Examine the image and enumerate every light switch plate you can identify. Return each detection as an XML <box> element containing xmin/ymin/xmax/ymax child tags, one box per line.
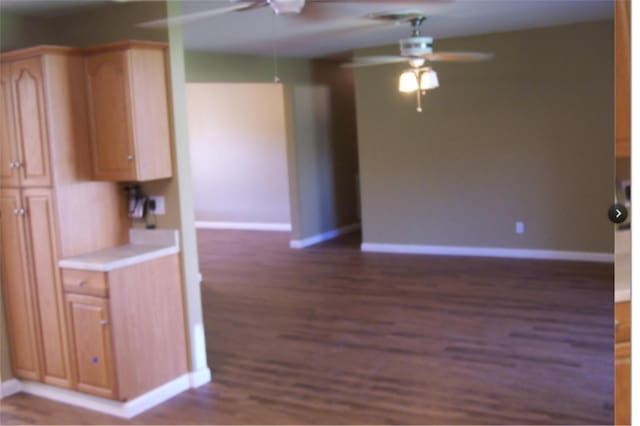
<box><xmin>149</xmin><ymin>196</ymin><xmax>165</xmax><ymax>215</ymax></box>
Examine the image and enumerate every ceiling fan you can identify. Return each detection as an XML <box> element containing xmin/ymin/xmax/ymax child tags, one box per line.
<box><xmin>343</xmin><ymin>12</ymin><xmax>494</xmax><ymax>112</ymax></box>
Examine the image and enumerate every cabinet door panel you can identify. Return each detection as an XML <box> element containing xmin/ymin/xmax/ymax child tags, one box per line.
<box><xmin>615</xmin><ymin>0</ymin><xmax>630</xmax><ymax>158</ymax></box>
<box><xmin>85</xmin><ymin>51</ymin><xmax>136</xmax><ymax>181</ymax></box>
<box><xmin>11</xmin><ymin>58</ymin><xmax>51</xmax><ymax>187</ymax></box>
<box><xmin>0</xmin><ymin>64</ymin><xmax>19</xmax><ymax>187</ymax></box>
<box><xmin>23</xmin><ymin>188</ymin><xmax>71</xmax><ymax>387</ymax></box>
<box><xmin>615</xmin><ymin>342</ymin><xmax>630</xmax><ymax>425</ymax></box>
<box><xmin>65</xmin><ymin>294</ymin><xmax>116</xmax><ymax>399</ymax></box>
<box><xmin>0</xmin><ymin>188</ymin><xmax>41</xmax><ymax>380</ymax></box>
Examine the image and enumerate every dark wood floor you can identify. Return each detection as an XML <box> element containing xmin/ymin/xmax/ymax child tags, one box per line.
<box><xmin>1</xmin><ymin>230</ymin><xmax>614</xmax><ymax>425</ymax></box>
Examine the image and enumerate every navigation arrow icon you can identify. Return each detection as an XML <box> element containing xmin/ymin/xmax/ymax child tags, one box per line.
<box><xmin>608</xmin><ymin>204</ymin><xmax>628</xmax><ymax>224</ymax></box>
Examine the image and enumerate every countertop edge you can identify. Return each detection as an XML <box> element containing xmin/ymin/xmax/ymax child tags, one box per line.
<box><xmin>615</xmin><ymin>290</ymin><xmax>631</xmax><ymax>304</ymax></box>
<box><xmin>59</xmin><ymin>246</ymin><xmax>180</xmax><ymax>272</ymax></box>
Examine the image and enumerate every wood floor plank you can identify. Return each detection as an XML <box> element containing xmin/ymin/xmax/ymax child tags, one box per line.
<box><xmin>0</xmin><ymin>229</ymin><xmax>614</xmax><ymax>424</ymax></box>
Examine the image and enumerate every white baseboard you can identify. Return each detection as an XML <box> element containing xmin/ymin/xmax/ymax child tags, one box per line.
<box><xmin>189</xmin><ymin>367</ymin><xmax>211</xmax><ymax>388</ymax></box>
<box><xmin>361</xmin><ymin>242</ymin><xmax>614</xmax><ymax>263</ymax></box>
<box><xmin>0</xmin><ymin>378</ymin><xmax>22</xmax><ymax>399</ymax></box>
<box><xmin>290</xmin><ymin>223</ymin><xmax>361</xmax><ymax>249</ymax></box>
<box><xmin>1</xmin><ymin>370</ymin><xmax>210</xmax><ymax>418</ymax></box>
<box><xmin>196</xmin><ymin>221</ymin><xmax>291</xmax><ymax>231</ymax></box>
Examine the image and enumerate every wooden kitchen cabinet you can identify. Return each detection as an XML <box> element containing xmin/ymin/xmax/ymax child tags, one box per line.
<box><xmin>65</xmin><ymin>294</ymin><xmax>116</xmax><ymax>399</ymax></box>
<box><xmin>615</xmin><ymin>343</ymin><xmax>630</xmax><ymax>426</ymax></box>
<box><xmin>1</xmin><ymin>43</ymin><xmax>182</xmax><ymax>406</ymax></box>
<box><xmin>615</xmin><ymin>301</ymin><xmax>630</xmax><ymax>425</ymax></box>
<box><xmin>0</xmin><ymin>46</ymin><xmax>129</xmax><ymax>390</ymax></box>
<box><xmin>0</xmin><ymin>188</ymin><xmax>72</xmax><ymax>387</ymax></box>
<box><xmin>615</xmin><ymin>0</ymin><xmax>630</xmax><ymax>158</ymax></box>
<box><xmin>22</xmin><ymin>188</ymin><xmax>72</xmax><ymax>387</ymax></box>
<box><xmin>0</xmin><ymin>188</ymin><xmax>41</xmax><ymax>381</ymax></box>
<box><xmin>0</xmin><ymin>57</ymin><xmax>52</xmax><ymax>187</ymax></box>
<box><xmin>0</xmin><ymin>63</ymin><xmax>19</xmax><ymax>188</ymax></box>
<box><xmin>83</xmin><ymin>41</ymin><xmax>172</xmax><ymax>182</ymax></box>
<box><xmin>62</xmin><ymin>254</ymin><xmax>187</xmax><ymax>401</ymax></box>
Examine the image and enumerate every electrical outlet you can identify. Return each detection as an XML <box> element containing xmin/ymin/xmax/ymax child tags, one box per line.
<box><xmin>148</xmin><ymin>196</ymin><xmax>165</xmax><ymax>215</ymax></box>
<box><xmin>515</xmin><ymin>221</ymin><xmax>525</xmax><ymax>234</ymax></box>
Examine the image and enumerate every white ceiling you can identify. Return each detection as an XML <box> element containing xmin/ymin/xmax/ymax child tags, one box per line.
<box><xmin>177</xmin><ymin>0</ymin><xmax>613</xmax><ymax>57</ymax></box>
<box><xmin>0</xmin><ymin>0</ymin><xmax>613</xmax><ymax>57</ymax></box>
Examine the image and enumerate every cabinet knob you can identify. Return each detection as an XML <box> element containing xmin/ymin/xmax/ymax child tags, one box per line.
<box><xmin>100</xmin><ymin>320</ymin><xmax>108</xmax><ymax>326</ymax></box>
<box><xmin>13</xmin><ymin>208</ymin><xmax>25</xmax><ymax>216</ymax></box>
<box><xmin>78</xmin><ymin>280</ymin><xmax>87</xmax><ymax>287</ymax></box>
<box><xmin>127</xmin><ymin>155</ymin><xmax>134</xmax><ymax>161</ymax></box>
<box><xmin>615</xmin><ymin>320</ymin><xmax>620</xmax><ymax>328</ymax></box>
<box><xmin>9</xmin><ymin>162</ymin><xmax>16</xmax><ymax>169</ymax></box>
<box><xmin>15</xmin><ymin>161</ymin><xmax>23</xmax><ymax>169</ymax></box>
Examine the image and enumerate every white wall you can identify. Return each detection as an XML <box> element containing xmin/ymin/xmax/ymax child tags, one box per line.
<box><xmin>187</xmin><ymin>83</ymin><xmax>291</xmax><ymax>226</ymax></box>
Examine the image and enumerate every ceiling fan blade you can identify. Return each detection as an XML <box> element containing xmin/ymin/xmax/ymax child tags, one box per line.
<box><xmin>137</xmin><ymin>1</ymin><xmax>263</xmax><ymax>29</ymax></box>
<box><xmin>341</xmin><ymin>56</ymin><xmax>407</xmax><ymax>68</ymax></box>
<box><xmin>418</xmin><ymin>52</ymin><xmax>495</xmax><ymax>62</ymax></box>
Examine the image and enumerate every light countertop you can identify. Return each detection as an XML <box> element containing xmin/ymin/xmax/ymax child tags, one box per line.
<box><xmin>59</xmin><ymin>229</ymin><xmax>179</xmax><ymax>272</ymax></box>
<box><xmin>615</xmin><ymin>229</ymin><xmax>630</xmax><ymax>303</ymax></box>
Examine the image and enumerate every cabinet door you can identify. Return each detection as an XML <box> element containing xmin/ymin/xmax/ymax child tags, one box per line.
<box><xmin>85</xmin><ymin>51</ymin><xmax>136</xmax><ymax>181</ymax></box>
<box><xmin>65</xmin><ymin>293</ymin><xmax>117</xmax><ymax>399</ymax></box>
<box><xmin>0</xmin><ymin>63</ymin><xmax>20</xmax><ymax>187</ymax></box>
<box><xmin>0</xmin><ymin>188</ymin><xmax>41</xmax><ymax>380</ymax></box>
<box><xmin>615</xmin><ymin>0</ymin><xmax>630</xmax><ymax>158</ymax></box>
<box><xmin>615</xmin><ymin>342</ymin><xmax>630</xmax><ymax>425</ymax></box>
<box><xmin>23</xmin><ymin>188</ymin><xmax>71</xmax><ymax>387</ymax></box>
<box><xmin>10</xmin><ymin>58</ymin><xmax>52</xmax><ymax>187</ymax></box>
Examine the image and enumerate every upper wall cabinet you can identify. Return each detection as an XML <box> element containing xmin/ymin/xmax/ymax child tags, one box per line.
<box><xmin>615</xmin><ymin>0</ymin><xmax>630</xmax><ymax>158</ymax></box>
<box><xmin>83</xmin><ymin>41</ymin><xmax>173</xmax><ymax>182</ymax></box>
<box><xmin>1</xmin><ymin>58</ymin><xmax>52</xmax><ymax>187</ymax></box>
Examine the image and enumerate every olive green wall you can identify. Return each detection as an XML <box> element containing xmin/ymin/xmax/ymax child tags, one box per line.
<box><xmin>0</xmin><ymin>2</ymin><xmax>166</xmax><ymax>52</ymax></box>
<box><xmin>0</xmin><ymin>293</ymin><xmax>11</xmax><ymax>382</ymax></box>
<box><xmin>0</xmin><ymin>13</ymin><xmax>58</xmax><ymax>51</ymax></box>
<box><xmin>184</xmin><ymin>51</ymin><xmax>360</xmax><ymax>240</ymax></box>
<box><xmin>0</xmin><ymin>0</ymin><xmax>208</xmax><ymax>381</ymax></box>
<box><xmin>284</xmin><ymin>62</ymin><xmax>360</xmax><ymax>240</ymax></box>
<box><xmin>353</xmin><ymin>20</ymin><xmax>614</xmax><ymax>253</ymax></box>
<box><xmin>185</xmin><ymin>50</ymin><xmax>312</xmax><ymax>83</ymax></box>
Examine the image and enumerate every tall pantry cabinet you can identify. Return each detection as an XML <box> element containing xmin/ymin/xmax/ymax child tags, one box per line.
<box><xmin>0</xmin><ymin>47</ymin><xmax>128</xmax><ymax>387</ymax></box>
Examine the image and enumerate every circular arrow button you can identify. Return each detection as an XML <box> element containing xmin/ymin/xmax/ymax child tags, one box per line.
<box><xmin>608</xmin><ymin>204</ymin><xmax>628</xmax><ymax>224</ymax></box>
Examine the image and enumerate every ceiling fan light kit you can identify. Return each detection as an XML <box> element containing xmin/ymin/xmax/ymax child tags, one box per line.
<box><xmin>399</xmin><ymin>68</ymin><xmax>438</xmax><ymax>93</ymax></box>
<box><xmin>399</xmin><ymin>68</ymin><xmax>439</xmax><ymax>112</ymax></box>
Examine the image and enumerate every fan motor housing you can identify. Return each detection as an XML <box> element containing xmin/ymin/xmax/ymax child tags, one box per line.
<box><xmin>399</xmin><ymin>37</ymin><xmax>433</xmax><ymax>56</ymax></box>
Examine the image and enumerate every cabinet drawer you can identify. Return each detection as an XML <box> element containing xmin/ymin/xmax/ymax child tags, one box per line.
<box><xmin>62</xmin><ymin>269</ymin><xmax>108</xmax><ymax>297</ymax></box>
<box><xmin>615</xmin><ymin>301</ymin><xmax>630</xmax><ymax>343</ymax></box>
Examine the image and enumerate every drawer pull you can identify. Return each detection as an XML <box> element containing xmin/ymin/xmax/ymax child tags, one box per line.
<box><xmin>615</xmin><ymin>320</ymin><xmax>620</xmax><ymax>328</ymax></box>
<box><xmin>78</xmin><ymin>280</ymin><xmax>87</xmax><ymax>287</ymax></box>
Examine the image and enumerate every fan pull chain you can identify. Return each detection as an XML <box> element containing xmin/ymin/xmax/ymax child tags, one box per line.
<box><xmin>271</xmin><ymin>11</ymin><xmax>281</xmax><ymax>83</ymax></box>
<box><xmin>416</xmin><ymin>90</ymin><xmax>422</xmax><ymax>112</ymax></box>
